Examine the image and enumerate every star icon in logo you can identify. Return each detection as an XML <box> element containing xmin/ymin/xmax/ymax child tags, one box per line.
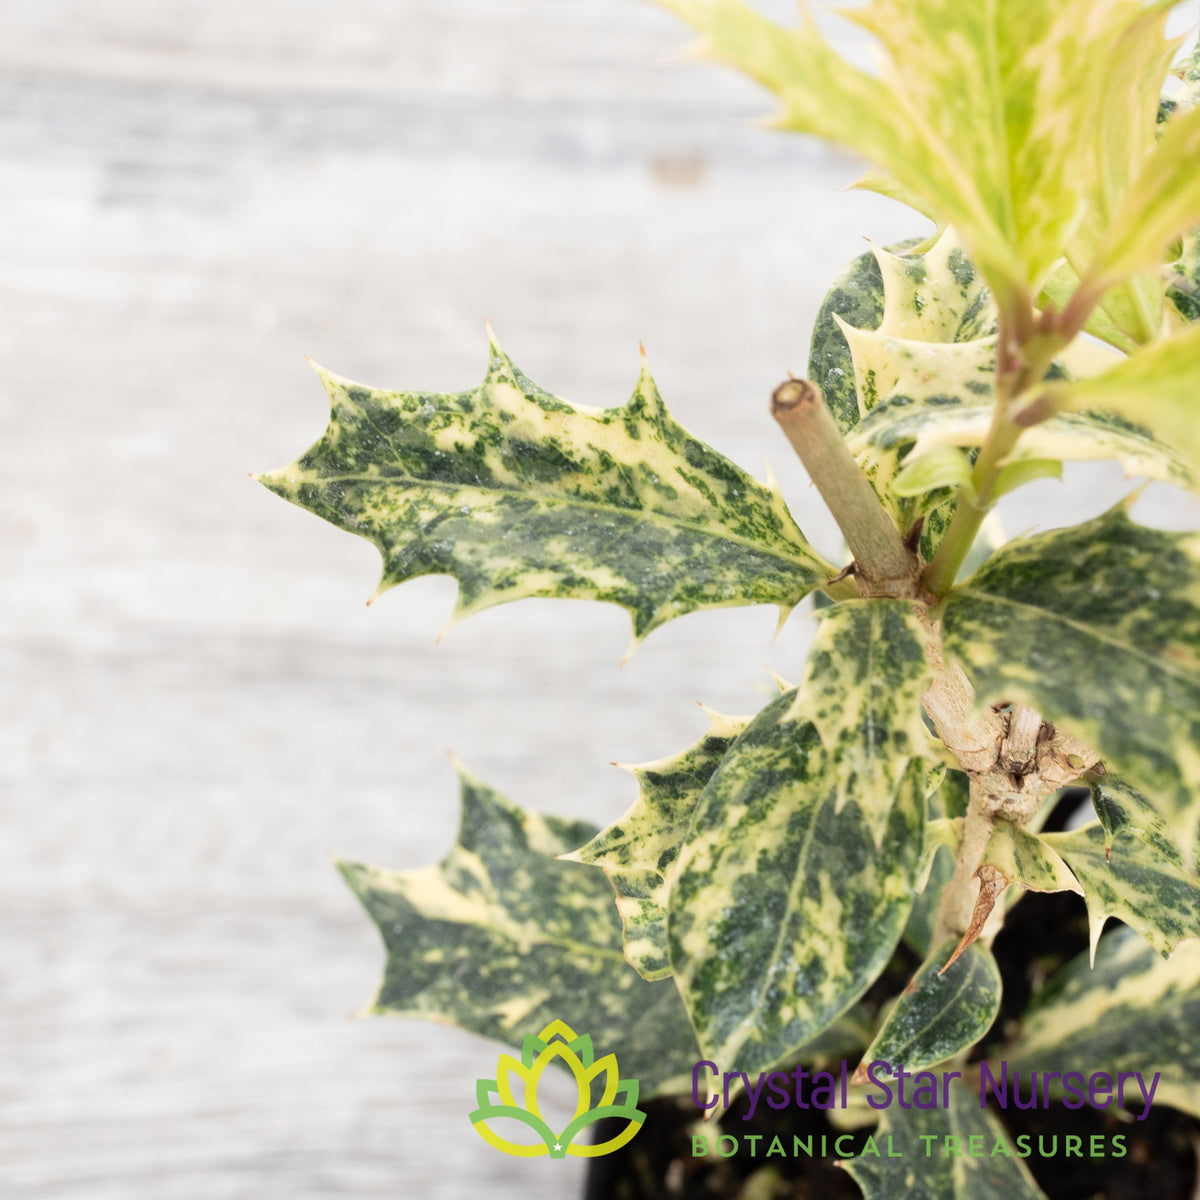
<box><xmin>553</xmin><ymin>1143</ymin><xmax>562</xmax><ymax>1152</ymax></box>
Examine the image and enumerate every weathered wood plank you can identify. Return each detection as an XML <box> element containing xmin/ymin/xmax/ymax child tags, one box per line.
<box><xmin>1</xmin><ymin>1</ymin><xmax>1182</xmax><ymax>1197</ymax></box>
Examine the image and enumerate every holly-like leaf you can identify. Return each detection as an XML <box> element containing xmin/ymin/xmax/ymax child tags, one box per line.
<box><xmin>981</xmin><ymin>819</ymin><xmax>1081</xmax><ymax>898</ymax></box>
<box><xmin>667</xmin><ymin>691</ymin><xmax>924</xmax><ymax>1082</ymax></box>
<box><xmin>1008</xmin><ymin>929</ymin><xmax>1200</xmax><ymax>1120</ymax></box>
<box><xmin>259</xmin><ymin>335</ymin><xmax>833</xmax><ymax>646</ymax></box>
<box><xmin>562</xmin><ymin>709</ymin><xmax>749</xmax><ymax>981</ymax></box>
<box><xmin>792</xmin><ymin>599</ymin><xmax>933</xmax><ymax>845</ymax></box>
<box><xmin>842</xmin><ymin>1082</ymin><xmax>1048</xmax><ymax>1200</ymax></box>
<box><xmin>808</xmin><ymin>245</ymin><xmax>888</xmax><ymax>436</ymax></box>
<box><xmin>859</xmin><ymin>939</ymin><xmax>1001</xmax><ymax>1077</ymax></box>
<box><xmin>825</xmin><ymin>235</ymin><xmax>1200</xmax><ymax>501</ymax></box>
<box><xmin>1042</xmin><ymin>823</ymin><xmax>1200</xmax><ymax>961</ymax></box>
<box><xmin>942</xmin><ymin>504</ymin><xmax>1200</xmax><ymax>846</ymax></box>
<box><xmin>855</xmin><ymin>391</ymin><xmax>1200</xmax><ymax>498</ymax></box>
<box><xmin>1091</xmin><ymin>774</ymin><xmax>1190</xmax><ymax>867</ymax></box>
<box><xmin>1038</xmin><ymin>322</ymin><xmax>1200</xmax><ymax>489</ymax></box>
<box><xmin>338</xmin><ymin>769</ymin><xmax>699</xmax><ymax>1097</ymax></box>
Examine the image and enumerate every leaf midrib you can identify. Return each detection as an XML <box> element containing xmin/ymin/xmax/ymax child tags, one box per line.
<box><xmin>291</xmin><ymin>466</ymin><xmax>825</xmax><ymax>572</ymax></box>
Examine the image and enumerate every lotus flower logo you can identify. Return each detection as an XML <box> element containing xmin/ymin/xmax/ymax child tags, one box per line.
<box><xmin>469</xmin><ymin>1019</ymin><xmax>645</xmax><ymax>1158</ymax></box>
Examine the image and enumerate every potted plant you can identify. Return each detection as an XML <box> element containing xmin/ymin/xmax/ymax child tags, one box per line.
<box><xmin>258</xmin><ymin>2</ymin><xmax>1200</xmax><ymax>1195</ymax></box>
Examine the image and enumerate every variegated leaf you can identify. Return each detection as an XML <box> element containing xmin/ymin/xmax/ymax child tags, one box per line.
<box><xmin>854</xmin><ymin>390</ymin><xmax>1200</xmax><ymax>497</ymax></box>
<box><xmin>1172</xmin><ymin>40</ymin><xmax>1200</xmax><ymax>112</ymax></box>
<box><xmin>904</xmin><ymin>772</ymin><xmax>969</xmax><ymax>956</ymax></box>
<box><xmin>667</xmin><ymin>691</ymin><xmax>924</xmax><ymax>1080</ymax></box>
<box><xmin>259</xmin><ymin>334</ymin><xmax>833</xmax><ymax>645</ymax></box>
<box><xmin>1167</xmin><ymin>232</ymin><xmax>1200</xmax><ymax>327</ymax></box>
<box><xmin>842</xmin><ymin>1083</ymin><xmax>1048</xmax><ymax>1200</ymax></box>
<box><xmin>808</xmin><ymin>244</ymin><xmax>888</xmax><ymax>436</ymax></box>
<box><xmin>982</xmin><ymin>819</ymin><xmax>1081</xmax><ymax>897</ymax></box>
<box><xmin>339</xmin><ymin>769</ymin><xmax>699</xmax><ymax>1097</ymax></box>
<box><xmin>562</xmin><ymin>708</ymin><xmax>749</xmax><ymax>980</ymax></box>
<box><xmin>942</xmin><ymin>504</ymin><xmax>1200</xmax><ymax>849</ymax></box>
<box><xmin>792</xmin><ymin>599</ymin><xmax>933</xmax><ymax>845</ymax></box>
<box><xmin>1042</xmin><ymin>822</ymin><xmax>1200</xmax><ymax>960</ymax></box>
<box><xmin>1039</xmin><ymin>322</ymin><xmax>1200</xmax><ymax>489</ymax></box>
<box><xmin>1092</xmin><ymin>774</ymin><xmax>1191</xmax><ymax>867</ymax></box>
<box><xmin>1008</xmin><ymin>929</ymin><xmax>1200</xmax><ymax>1119</ymax></box>
<box><xmin>859</xmin><ymin>939</ymin><xmax>1001</xmax><ymax>1077</ymax></box>
<box><xmin>826</xmin><ymin>235</ymin><xmax>1200</xmax><ymax>499</ymax></box>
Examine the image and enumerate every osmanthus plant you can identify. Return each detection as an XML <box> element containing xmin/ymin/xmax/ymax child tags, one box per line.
<box><xmin>259</xmin><ymin>1</ymin><xmax>1200</xmax><ymax>1194</ymax></box>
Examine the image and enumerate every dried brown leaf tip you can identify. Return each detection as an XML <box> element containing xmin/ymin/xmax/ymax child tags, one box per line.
<box><xmin>939</xmin><ymin>863</ymin><xmax>1008</xmax><ymax>975</ymax></box>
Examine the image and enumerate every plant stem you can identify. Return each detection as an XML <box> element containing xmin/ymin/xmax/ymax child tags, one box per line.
<box><xmin>933</xmin><ymin>781</ymin><xmax>997</xmax><ymax>943</ymax></box>
<box><xmin>921</xmin><ymin>308</ymin><xmax>1068</xmax><ymax>597</ymax></box>
<box><xmin>921</xmin><ymin>409</ymin><xmax>1021</xmax><ymax>595</ymax></box>
<box><xmin>772</xmin><ymin>378</ymin><xmax>917</xmax><ymax>597</ymax></box>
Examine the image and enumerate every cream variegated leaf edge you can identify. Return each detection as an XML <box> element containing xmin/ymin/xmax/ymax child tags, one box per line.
<box><xmin>562</xmin><ymin>708</ymin><xmax>750</xmax><ymax>981</ymax></box>
<box><xmin>1008</xmin><ymin>930</ymin><xmax>1200</xmax><ymax>1120</ymax></box>
<box><xmin>791</xmin><ymin>598</ymin><xmax>935</xmax><ymax>846</ymax></box>
<box><xmin>259</xmin><ymin>332</ymin><xmax>834</xmax><ymax>649</ymax></box>
<box><xmin>982</xmin><ymin>819</ymin><xmax>1082</xmax><ymax>898</ymax></box>
<box><xmin>668</xmin><ymin>690</ymin><xmax>924</xmax><ymax>1085</ymax></box>
<box><xmin>942</xmin><ymin>503</ymin><xmax>1200</xmax><ymax>856</ymax></box>
<box><xmin>843</xmin><ymin>1083</ymin><xmax>1049</xmax><ymax>1200</ymax></box>
<box><xmin>339</xmin><ymin>768</ymin><xmax>700</xmax><ymax>1098</ymax></box>
<box><xmin>1043</xmin><ymin>823</ymin><xmax>1200</xmax><ymax>962</ymax></box>
<box><xmin>1038</xmin><ymin>321</ymin><xmax>1200</xmax><ymax>492</ymax></box>
<box><xmin>828</xmin><ymin>233</ymin><xmax>1200</xmax><ymax>498</ymax></box>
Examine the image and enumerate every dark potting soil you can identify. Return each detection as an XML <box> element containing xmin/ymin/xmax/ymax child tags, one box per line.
<box><xmin>584</xmin><ymin>792</ymin><xmax>1200</xmax><ymax>1200</ymax></box>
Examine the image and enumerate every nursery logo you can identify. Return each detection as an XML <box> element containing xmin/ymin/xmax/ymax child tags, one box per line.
<box><xmin>469</xmin><ymin>1018</ymin><xmax>645</xmax><ymax>1158</ymax></box>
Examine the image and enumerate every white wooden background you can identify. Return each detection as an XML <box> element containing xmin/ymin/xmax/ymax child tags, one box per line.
<box><xmin>2</xmin><ymin>2</ymin><xmax>1195</xmax><ymax>1197</ymax></box>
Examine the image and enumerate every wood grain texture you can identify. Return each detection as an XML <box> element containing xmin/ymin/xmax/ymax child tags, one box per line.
<box><xmin>0</xmin><ymin>1</ymin><xmax>1189</xmax><ymax>1197</ymax></box>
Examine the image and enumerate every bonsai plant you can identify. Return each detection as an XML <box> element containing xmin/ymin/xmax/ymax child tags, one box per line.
<box><xmin>257</xmin><ymin>1</ymin><xmax>1200</xmax><ymax>1195</ymax></box>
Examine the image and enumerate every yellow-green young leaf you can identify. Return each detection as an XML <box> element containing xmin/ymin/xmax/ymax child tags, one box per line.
<box><xmin>562</xmin><ymin>709</ymin><xmax>749</xmax><ymax>981</ymax></box>
<box><xmin>992</xmin><ymin>458</ymin><xmax>1063</xmax><ymax>499</ymax></box>
<box><xmin>1039</xmin><ymin>322</ymin><xmax>1200</xmax><ymax>487</ymax></box>
<box><xmin>1054</xmin><ymin>7</ymin><xmax>1178</xmax><ymax>347</ymax></box>
<box><xmin>842</xmin><ymin>1083</ymin><xmax>1048</xmax><ymax>1200</ymax></box>
<box><xmin>892</xmin><ymin>446</ymin><xmax>975</xmax><ymax>500</ymax></box>
<box><xmin>654</xmin><ymin>0</ymin><xmax>1017</xmax><ymax>296</ymax></box>
<box><xmin>667</xmin><ymin>691</ymin><xmax>924</xmax><ymax>1080</ymax></box>
<box><xmin>942</xmin><ymin>505</ymin><xmax>1200</xmax><ymax>839</ymax></box>
<box><xmin>338</xmin><ymin>770</ymin><xmax>699</xmax><ymax>1098</ymax></box>
<box><xmin>1042</xmin><ymin>823</ymin><xmax>1200</xmax><ymax>961</ymax></box>
<box><xmin>860</xmin><ymin>939</ymin><xmax>1001</xmax><ymax>1076</ymax></box>
<box><xmin>658</xmin><ymin>0</ymin><xmax>1165</xmax><ymax>306</ymax></box>
<box><xmin>792</xmin><ymin>599</ymin><xmax>933</xmax><ymax>846</ymax></box>
<box><xmin>982</xmin><ymin>819</ymin><xmax>1081</xmax><ymax>898</ymax></box>
<box><xmin>1008</xmin><ymin>929</ymin><xmax>1200</xmax><ymax>1120</ymax></box>
<box><xmin>258</xmin><ymin>335</ymin><xmax>833</xmax><ymax>645</ymax></box>
<box><xmin>1089</xmin><ymin>101</ymin><xmax>1200</xmax><ymax>289</ymax></box>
